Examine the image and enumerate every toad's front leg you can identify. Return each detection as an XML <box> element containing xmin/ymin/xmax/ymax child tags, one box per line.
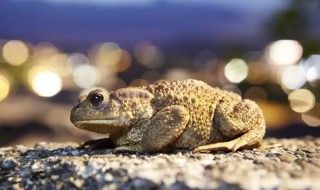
<box><xmin>114</xmin><ymin>105</ymin><xmax>190</xmax><ymax>153</ymax></box>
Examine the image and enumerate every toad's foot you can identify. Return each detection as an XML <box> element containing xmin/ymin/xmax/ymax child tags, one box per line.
<box><xmin>113</xmin><ymin>145</ymin><xmax>144</xmax><ymax>154</ymax></box>
<box><xmin>192</xmin><ymin>138</ymin><xmax>244</xmax><ymax>153</ymax></box>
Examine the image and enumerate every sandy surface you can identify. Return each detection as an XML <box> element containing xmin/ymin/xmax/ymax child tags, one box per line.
<box><xmin>1</xmin><ymin>137</ymin><xmax>320</xmax><ymax>190</ymax></box>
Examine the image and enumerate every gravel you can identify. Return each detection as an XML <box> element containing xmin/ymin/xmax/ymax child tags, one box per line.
<box><xmin>0</xmin><ymin>137</ymin><xmax>320</xmax><ymax>190</ymax></box>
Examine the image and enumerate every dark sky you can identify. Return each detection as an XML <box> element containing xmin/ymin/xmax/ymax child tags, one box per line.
<box><xmin>0</xmin><ymin>0</ymin><xmax>286</xmax><ymax>52</ymax></box>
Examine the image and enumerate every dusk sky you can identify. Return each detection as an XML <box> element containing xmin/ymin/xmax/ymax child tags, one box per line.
<box><xmin>0</xmin><ymin>0</ymin><xmax>288</xmax><ymax>52</ymax></box>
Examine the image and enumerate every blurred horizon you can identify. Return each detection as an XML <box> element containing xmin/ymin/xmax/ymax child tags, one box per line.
<box><xmin>0</xmin><ymin>0</ymin><xmax>320</xmax><ymax>147</ymax></box>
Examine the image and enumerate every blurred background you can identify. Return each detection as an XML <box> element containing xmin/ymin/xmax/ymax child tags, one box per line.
<box><xmin>0</xmin><ymin>0</ymin><xmax>319</xmax><ymax>147</ymax></box>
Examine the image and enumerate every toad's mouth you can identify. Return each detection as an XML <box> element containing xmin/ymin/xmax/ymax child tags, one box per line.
<box><xmin>73</xmin><ymin>120</ymin><xmax>125</xmax><ymax>134</ymax></box>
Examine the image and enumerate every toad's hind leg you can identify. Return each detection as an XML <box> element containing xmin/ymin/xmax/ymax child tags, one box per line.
<box><xmin>193</xmin><ymin>99</ymin><xmax>265</xmax><ymax>153</ymax></box>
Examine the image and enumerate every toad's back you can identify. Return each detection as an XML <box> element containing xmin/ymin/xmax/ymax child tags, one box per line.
<box><xmin>142</xmin><ymin>79</ymin><xmax>242</xmax><ymax>149</ymax></box>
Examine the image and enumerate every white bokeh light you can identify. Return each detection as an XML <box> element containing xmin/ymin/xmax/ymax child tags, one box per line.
<box><xmin>224</xmin><ymin>58</ymin><xmax>248</xmax><ymax>83</ymax></box>
<box><xmin>73</xmin><ymin>65</ymin><xmax>100</xmax><ymax>88</ymax></box>
<box><xmin>304</xmin><ymin>55</ymin><xmax>320</xmax><ymax>83</ymax></box>
<box><xmin>304</xmin><ymin>54</ymin><xmax>320</xmax><ymax>67</ymax></box>
<box><xmin>32</xmin><ymin>71</ymin><xmax>62</xmax><ymax>97</ymax></box>
<box><xmin>267</xmin><ymin>40</ymin><xmax>303</xmax><ymax>65</ymax></box>
<box><xmin>281</xmin><ymin>65</ymin><xmax>306</xmax><ymax>90</ymax></box>
<box><xmin>307</xmin><ymin>66</ymin><xmax>320</xmax><ymax>82</ymax></box>
<box><xmin>67</xmin><ymin>53</ymin><xmax>90</xmax><ymax>72</ymax></box>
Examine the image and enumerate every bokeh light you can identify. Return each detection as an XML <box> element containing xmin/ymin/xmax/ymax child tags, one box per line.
<box><xmin>73</xmin><ymin>65</ymin><xmax>100</xmax><ymax>88</ymax></box>
<box><xmin>307</xmin><ymin>66</ymin><xmax>320</xmax><ymax>82</ymax></box>
<box><xmin>134</xmin><ymin>41</ymin><xmax>164</xmax><ymax>68</ymax></box>
<box><xmin>2</xmin><ymin>40</ymin><xmax>29</xmax><ymax>66</ymax></box>
<box><xmin>303</xmin><ymin>54</ymin><xmax>320</xmax><ymax>68</ymax></box>
<box><xmin>281</xmin><ymin>65</ymin><xmax>306</xmax><ymax>90</ymax></box>
<box><xmin>164</xmin><ymin>68</ymin><xmax>190</xmax><ymax>81</ymax></box>
<box><xmin>115</xmin><ymin>50</ymin><xmax>131</xmax><ymax>72</ymax></box>
<box><xmin>301</xmin><ymin>114</ymin><xmax>320</xmax><ymax>127</ymax></box>
<box><xmin>67</xmin><ymin>53</ymin><xmax>90</xmax><ymax>72</ymax></box>
<box><xmin>31</xmin><ymin>71</ymin><xmax>62</xmax><ymax>97</ymax></box>
<box><xmin>48</xmin><ymin>53</ymin><xmax>69</xmax><ymax>77</ymax></box>
<box><xmin>97</xmin><ymin>42</ymin><xmax>122</xmax><ymax>68</ymax></box>
<box><xmin>224</xmin><ymin>58</ymin><xmax>248</xmax><ymax>83</ymax></box>
<box><xmin>28</xmin><ymin>65</ymin><xmax>52</xmax><ymax>86</ymax></box>
<box><xmin>33</xmin><ymin>42</ymin><xmax>58</xmax><ymax>63</ymax></box>
<box><xmin>0</xmin><ymin>75</ymin><xmax>10</xmax><ymax>101</ymax></box>
<box><xmin>288</xmin><ymin>89</ymin><xmax>315</xmax><ymax>113</ymax></box>
<box><xmin>266</xmin><ymin>40</ymin><xmax>303</xmax><ymax>65</ymax></box>
<box><xmin>303</xmin><ymin>55</ymin><xmax>320</xmax><ymax>86</ymax></box>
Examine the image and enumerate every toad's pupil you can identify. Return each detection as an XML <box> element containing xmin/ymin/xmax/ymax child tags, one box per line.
<box><xmin>90</xmin><ymin>94</ymin><xmax>104</xmax><ymax>106</ymax></box>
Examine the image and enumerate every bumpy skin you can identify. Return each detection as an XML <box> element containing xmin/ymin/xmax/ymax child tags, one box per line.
<box><xmin>70</xmin><ymin>79</ymin><xmax>266</xmax><ymax>153</ymax></box>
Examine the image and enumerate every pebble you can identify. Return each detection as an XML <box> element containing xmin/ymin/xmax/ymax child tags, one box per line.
<box><xmin>1</xmin><ymin>157</ymin><xmax>18</xmax><ymax>170</ymax></box>
<box><xmin>71</xmin><ymin>150</ymin><xmax>80</xmax><ymax>156</ymax></box>
<box><xmin>278</xmin><ymin>154</ymin><xmax>296</xmax><ymax>162</ymax></box>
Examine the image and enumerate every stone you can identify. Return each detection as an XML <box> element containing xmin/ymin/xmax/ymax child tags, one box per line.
<box><xmin>1</xmin><ymin>157</ymin><xmax>18</xmax><ymax>170</ymax></box>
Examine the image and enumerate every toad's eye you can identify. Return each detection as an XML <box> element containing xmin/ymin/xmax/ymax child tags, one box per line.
<box><xmin>89</xmin><ymin>93</ymin><xmax>104</xmax><ymax>106</ymax></box>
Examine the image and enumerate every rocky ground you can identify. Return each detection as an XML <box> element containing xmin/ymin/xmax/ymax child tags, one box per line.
<box><xmin>1</xmin><ymin>137</ymin><xmax>320</xmax><ymax>190</ymax></box>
